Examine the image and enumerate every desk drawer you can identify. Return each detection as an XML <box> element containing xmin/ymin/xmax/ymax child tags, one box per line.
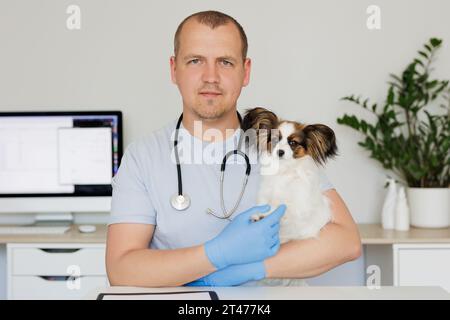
<box><xmin>10</xmin><ymin>276</ymin><xmax>108</xmax><ymax>300</ymax></box>
<box><xmin>395</xmin><ymin>245</ymin><xmax>450</xmax><ymax>291</ymax></box>
<box><xmin>11</xmin><ymin>247</ymin><xmax>106</xmax><ymax>276</ymax></box>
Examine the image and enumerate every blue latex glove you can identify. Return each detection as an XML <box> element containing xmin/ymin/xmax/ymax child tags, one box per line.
<box><xmin>185</xmin><ymin>261</ymin><xmax>266</xmax><ymax>287</ymax></box>
<box><xmin>204</xmin><ymin>204</ymin><xmax>286</xmax><ymax>270</ymax></box>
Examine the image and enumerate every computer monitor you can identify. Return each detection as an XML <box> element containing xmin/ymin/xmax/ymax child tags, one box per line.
<box><xmin>0</xmin><ymin>111</ymin><xmax>123</xmax><ymax>222</ymax></box>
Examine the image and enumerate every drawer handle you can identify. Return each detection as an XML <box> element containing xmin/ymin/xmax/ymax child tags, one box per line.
<box><xmin>38</xmin><ymin>276</ymin><xmax>84</xmax><ymax>281</ymax></box>
<box><xmin>39</xmin><ymin>248</ymin><xmax>81</xmax><ymax>254</ymax></box>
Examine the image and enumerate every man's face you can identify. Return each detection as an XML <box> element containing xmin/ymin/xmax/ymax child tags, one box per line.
<box><xmin>170</xmin><ymin>20</ymin><xmax>251</xmax><ymax>120</ymax></box>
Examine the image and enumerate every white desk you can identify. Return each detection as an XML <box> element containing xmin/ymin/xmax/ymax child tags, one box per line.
<box><xmin>88</xmin><ymin>285</ymin><xmax>450</xmax><ymax>300</ymax></box>
<box><xmin>3</xmin><ymin>224</ymin><xmax>450</xmax><ymax>299</ymax></box>
<box><xmin>359</xmin><ymin>224</ymin><xmax>450</xmax><ymax>291</ymax></box>
<box><xmin>2</xmin><ymin>224</ymin><xmax>108</xmax><ymax>300</ymax></box>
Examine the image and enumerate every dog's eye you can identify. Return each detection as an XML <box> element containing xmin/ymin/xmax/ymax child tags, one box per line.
<box><xmin>288</xmin><ymin>140</ymin><xmax>299</xmax><ymax>147</ymax></box>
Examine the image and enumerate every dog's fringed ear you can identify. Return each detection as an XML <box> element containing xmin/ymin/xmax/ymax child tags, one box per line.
<box><xmin>303</xmin><ymin>124</ymin><xmax>338</xmax><ymax>165</ymax></box>
<box><xmin>242</xmin><ymin>107</ymin><xmax>278</xmax><ymax>132</ymax></box>
<box><xmin>242</xmin><ymin>107</ymin><xmax>279</xmax><ymax>153</ymax></box>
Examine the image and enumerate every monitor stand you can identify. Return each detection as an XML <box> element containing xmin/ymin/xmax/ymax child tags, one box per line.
<box><xmin>33</xmin><ymin>212</ymin><xmax>74</xmax><ymax>227</ymax></box>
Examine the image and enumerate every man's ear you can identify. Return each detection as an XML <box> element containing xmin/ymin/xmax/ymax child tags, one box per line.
<box><xmin>170</xmin><ymin>56</ymin><xmax>177</xmax><ymax>84</ymax></box>
<box><xmin>242</xmin><ymin>58</ymin><xmax>252</xmax><ymax>87</ymax></box>
<box><xmin>303</xmin><ymin>124</ymin><xmax>338</xmax><ymax>165</ymax></box>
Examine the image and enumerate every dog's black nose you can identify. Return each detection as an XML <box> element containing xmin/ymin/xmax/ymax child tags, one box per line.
<box><xmin>277</xmin><ymin>149</ymin><xmax>285</xmax><ymax>158</ymax></box>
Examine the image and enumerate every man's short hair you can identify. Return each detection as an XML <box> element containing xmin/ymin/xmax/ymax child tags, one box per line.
<box><xmin>174</xmin><ymin>10</ymin><xmax>248</xmax><ymax>60</ymax></box>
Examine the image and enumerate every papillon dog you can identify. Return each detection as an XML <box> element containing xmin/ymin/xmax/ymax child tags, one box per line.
<box><xmin>241</xmin><ymin>107</ymin><xmax>338</xmax><ymax>286</ymax></box>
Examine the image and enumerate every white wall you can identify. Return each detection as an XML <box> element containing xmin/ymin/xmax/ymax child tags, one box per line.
<box><xmin>0</xmin><ymin>0</ymin><xmax>449</xmax><ymax>295</ymax></box>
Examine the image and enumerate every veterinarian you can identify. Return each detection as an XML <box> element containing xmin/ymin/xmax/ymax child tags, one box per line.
<box><xmin>106</xmin><ymin>10</ymin><xmax>361</xmax><ymax>287</ymax></box>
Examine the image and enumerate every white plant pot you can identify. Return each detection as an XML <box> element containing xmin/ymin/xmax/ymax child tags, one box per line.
<box><xmin>407</xmin><ymin>188</ymin><xmax>450</xmax><ymax>228</ymax></box>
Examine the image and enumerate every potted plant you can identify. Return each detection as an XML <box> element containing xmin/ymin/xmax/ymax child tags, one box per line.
<box><xmin>337</xmin><ymin>38</ymin><xmax>450</xmax><ymax>228</ymax></box>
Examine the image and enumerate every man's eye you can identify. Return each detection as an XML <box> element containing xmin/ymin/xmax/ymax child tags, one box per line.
<box><xmin>188</xmin><ymin>59</ymin><xmax>200</xmax><ymax>65</ymax></box>
<box><xmin>221</xmin><ymin>60</ymin><xmax>233</xmax><ymax>66</ymax></box>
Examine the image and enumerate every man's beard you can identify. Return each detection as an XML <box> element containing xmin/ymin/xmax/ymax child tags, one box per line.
<box><xmin>192</xmin><ymin>99</ymin><xmax>228</xmax><ymax>120</ymax></box>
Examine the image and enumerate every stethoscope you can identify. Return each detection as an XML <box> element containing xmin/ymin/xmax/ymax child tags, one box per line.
<box><xmin>170</xmin><ymin>112</ymin><xmax>251</xmax><ymax>220</ymax></box>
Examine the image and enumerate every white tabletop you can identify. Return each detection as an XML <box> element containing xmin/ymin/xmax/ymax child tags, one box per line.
<box><xmin>88</xmin><ymin>285</ymin><xmax>450</xmax><ymax>300</ymax></box>
<box><xmin>2</xmin><ymin>224</ymin><xmax>448</xmax><ymax>244</ymax></box>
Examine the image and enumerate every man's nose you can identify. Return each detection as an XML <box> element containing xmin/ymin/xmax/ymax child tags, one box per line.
<box><xmin>277</xmin><ymin>149</ymin><xmax>285</xmax><ymax>158</ymax></box>
<box><xmin>202</xmin><ymin>63</ymin><xmax>219</xmax><ymax>83</ymax></box>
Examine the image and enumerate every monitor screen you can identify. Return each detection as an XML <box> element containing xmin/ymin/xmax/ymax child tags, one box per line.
<box><xmin>0</xmin><ymin>111</ymin><xmax>123</xmax><ymax>197</ymax></box>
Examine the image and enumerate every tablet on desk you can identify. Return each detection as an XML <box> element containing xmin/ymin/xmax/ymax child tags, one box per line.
<box><xmin>97</xmin><ymin>291</ymin><xmax>219</xmax><ymax>300</ymax></box>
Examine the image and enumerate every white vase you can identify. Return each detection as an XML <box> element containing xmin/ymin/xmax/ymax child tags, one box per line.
<box><xmin>395</xmin><ymin>186</ymin><xmax>410</xmax><ymax>231</ymax></box>
<box><xmin>407</xmin><ymin>188</ymin><xmax>450</xmax><ymax>228</ymax></box>
<box><xmin>381</xmin><ymin>178</ymin><xmax>397</xmax><ymax>230</ymax></box>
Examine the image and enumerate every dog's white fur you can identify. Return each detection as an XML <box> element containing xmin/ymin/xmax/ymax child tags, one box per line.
<box><xmin>258</xmin><ymin>154</ymin><xmax>332</xmax><ymax>242</ymax></box>
<box><xmin>247</xmin><ymin>122</ymin><xmax>333</xmax><ymax>287</ymax></box>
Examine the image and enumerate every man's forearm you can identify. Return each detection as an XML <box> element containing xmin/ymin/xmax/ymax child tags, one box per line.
<box><xmin>108</xmin><ymin>245</ymin><xmax>216</xmax><ymax>287</ymax></box>
<box><xmin>264</xmin><ymin>222</ymin><xmax>362</xmax><ymax>279</ymax></box>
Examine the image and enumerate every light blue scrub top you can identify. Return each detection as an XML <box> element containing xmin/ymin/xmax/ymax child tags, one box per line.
<box><xmin>109</xmin><ymin>119</ymin><xmax>334</xmax><ymax>251</ymax></box>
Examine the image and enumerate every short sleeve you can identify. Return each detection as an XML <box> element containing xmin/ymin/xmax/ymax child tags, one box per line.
<box><xmin>319</xmin><ymin>169</ymin><xmax>334</xmax><ymax>192</ymax></box>
<box><xmin>108</xmin><ymin>142</ymin><xmax>157</xmax><ymax>225</ymax></box>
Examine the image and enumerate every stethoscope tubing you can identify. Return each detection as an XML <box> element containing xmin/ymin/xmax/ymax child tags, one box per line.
<box><xmin>171</xmin><ymin>112</ymin><xmax>251</xmax><ymax>219</ymax></box>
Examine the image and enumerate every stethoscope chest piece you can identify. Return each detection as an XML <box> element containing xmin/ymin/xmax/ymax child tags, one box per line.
<box><xmin>170</xmin><ymin>194</ymin><xmax>191</xmax><ymax>211</ymax></box>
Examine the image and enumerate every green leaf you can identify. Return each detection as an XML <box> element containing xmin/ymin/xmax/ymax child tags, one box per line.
<box><xmin>414</xmin><ymin>58</ymin><xmax>424</xmax><ymax>67</ymax></box>
<box><xmin>430</xmin><ymin>38</ymin><xmax>442</xmax><ymax>47</ymax></box>
<box><xmin>389</xmin><ymin>73</ymin><xmax>403</xmax><ymax>84</ymax></box>
<box><xmin>426</xmin><ymin>80</ymin><xmax>438</xmax><ymax>89</ymax></box>
<box><xmin>431</xmin><ymin>155</ymin><xmax>439</xmax><ymax>167</ymax></box>
<box><xmin>369</xmin><ymin>125</ymin><xmax>377</xmax><ymax>137</ymax></box>
<box><xmin>418</xmin><ymin>51</ymin><xmax>428</xmax><ymax>59</ymax></box>
<box><xmin>387</xmin><ymin>87</ymin><xmax>395</xmax><ymax>104</ymax></box>
<box><xmin>361</xmin><ymin>120</ymin><xmax>368</xmax><ymax>133</ymax></box>
<box><xmin>363</xmin><ymin>98</ymin><xmax>369</xmax><ymax>108</ymax></box>
<box><xmin>424</xmin><ymin>110</ymin><xmax>437</xmax><ymax>132</ymax></box>
<box><xmin>388</xmin><ymin>81</ymin><xmax>403</xmax><ymax>91</ymax></box>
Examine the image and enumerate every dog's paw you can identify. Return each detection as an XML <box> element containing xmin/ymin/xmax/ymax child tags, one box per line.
<box><xmin>250</xmin><ymin>213</ymin><xmax>268</xmax><ymax>222</ymax></box>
